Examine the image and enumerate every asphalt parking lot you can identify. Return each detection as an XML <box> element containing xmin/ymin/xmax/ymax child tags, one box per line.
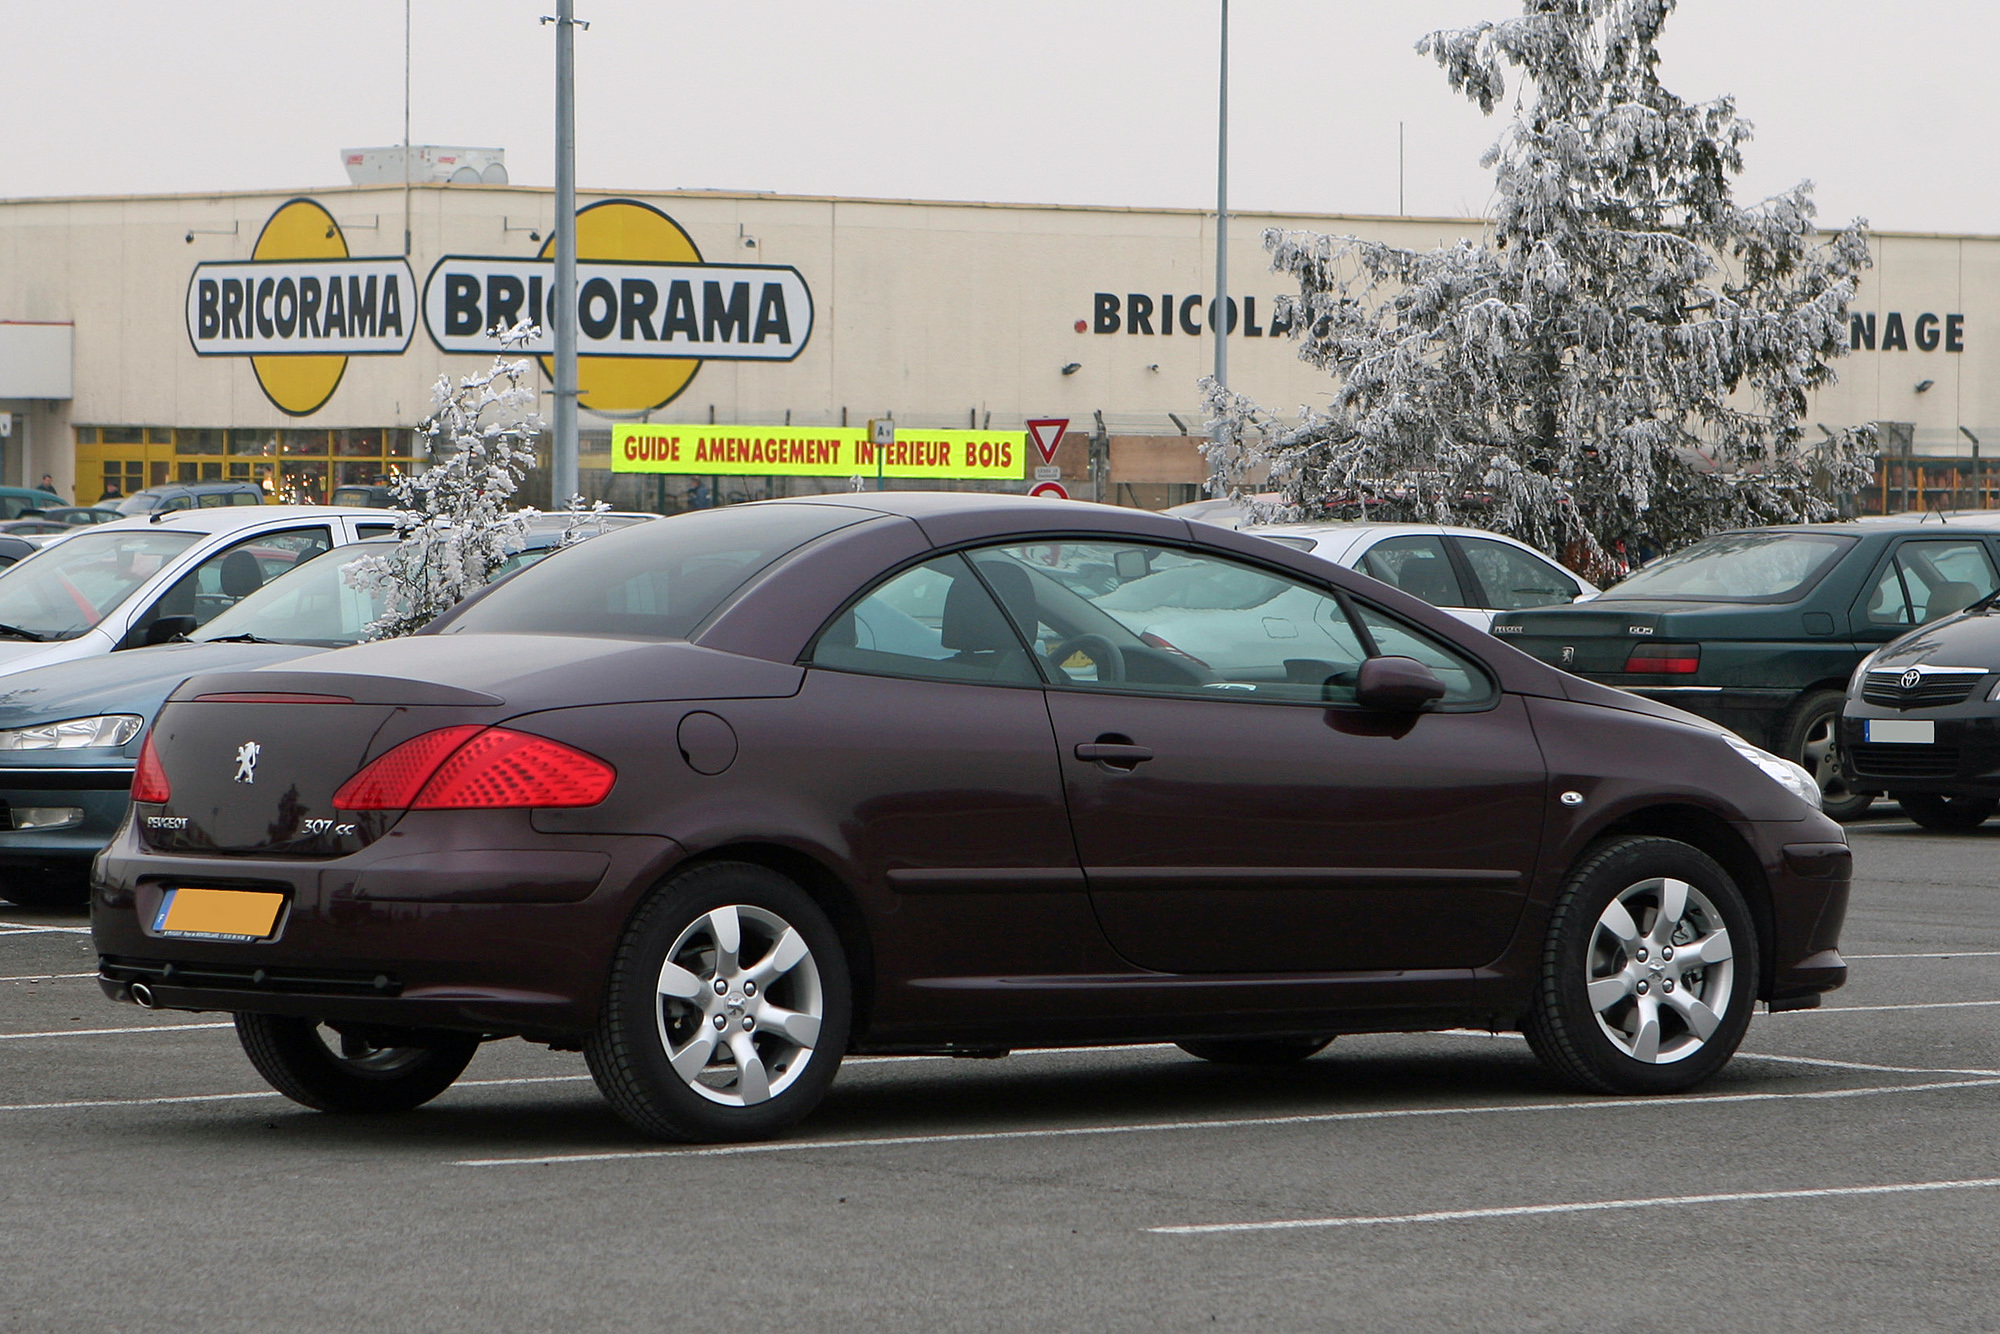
<box><xmin>5</xmin><ymin>817</ymin><xmax>1998</xmax><ymax>1333</ymax></box>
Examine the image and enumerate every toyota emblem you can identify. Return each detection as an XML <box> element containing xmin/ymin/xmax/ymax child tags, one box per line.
<box><xmin>1900</xmin><ymin>668</ymin><xmax>1923</xmax><ymax>691</ymax></box>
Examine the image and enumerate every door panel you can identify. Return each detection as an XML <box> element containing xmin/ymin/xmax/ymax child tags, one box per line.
<box><xmin>1048</xmin><ymin>689</ymin><xmax>1547</xmax><ymax>974</ymax></box>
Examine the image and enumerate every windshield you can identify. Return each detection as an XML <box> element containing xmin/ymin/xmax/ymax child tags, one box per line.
<box><xmin>1605</xmin><ymin>532</ymin><xmax>1855</xmax><ymax>603</ymax></box>
<box><xmin>195</xmin><ymin>540</ymin><xmax>391</xmax><ymax>646</ymax></box>
<box><xmin>442</xmin><ymin>503</ymin><xmax>869</xmax><ymax>640</ymax></box>
<box><xmin>0</xmin><ymin>528</ymin><xmax>200</xmax><ymax>639</ymax></box>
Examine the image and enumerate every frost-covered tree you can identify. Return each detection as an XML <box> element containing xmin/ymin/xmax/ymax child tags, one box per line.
<box><xmin>1206</xmin><ymin>0</ymin><xmax>1875</xmax><ymax>573</ymax></box>
<box><xmin>344</xmin><ymin>324</ymin><xmax>543</xmax><ymax>638</ymax></box>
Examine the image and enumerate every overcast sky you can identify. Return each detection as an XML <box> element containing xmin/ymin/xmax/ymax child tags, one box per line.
<box><xmin>3</xmin><ymin>1</ymin><xmax>1991</xmax><ymax>234</ymax></box>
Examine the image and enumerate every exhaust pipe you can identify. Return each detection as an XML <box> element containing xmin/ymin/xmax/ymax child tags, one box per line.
<box><xmin>129</xmin><ymin>981</ymin><xmax>158</xmax><ymax>1009</ymax></box>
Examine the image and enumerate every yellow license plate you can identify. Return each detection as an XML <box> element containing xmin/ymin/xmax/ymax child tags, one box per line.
<box><xmin>154</xmin><ymin>888</ymin><xmax>287</xmax><ymax>942</ymax></box>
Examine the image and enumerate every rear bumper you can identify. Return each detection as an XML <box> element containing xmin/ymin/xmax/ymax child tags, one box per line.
<box><xmin>89</xmin><ymin>816</ymin><xmax>684</xmax><ymax>1040</ymax></box>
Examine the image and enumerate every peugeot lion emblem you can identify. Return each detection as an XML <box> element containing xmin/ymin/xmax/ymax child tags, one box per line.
<box><xmin>232</xmin><ymin>741</ymin><xmax>262</xmax><ymax>785</ymax></box>
<box><xmin>1900</xmin><ymin>668</ymin><xmax>1924</xmax><ymax>691</ymax></box>
<box><xmin>1560</xmin><ymin>646</ymin><xmax>1576</xmax><ymax>665</ymax></box>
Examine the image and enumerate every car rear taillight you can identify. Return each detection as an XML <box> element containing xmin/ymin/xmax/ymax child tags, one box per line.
<box><xmin>332</xmin><ymin>726</ymin><xmax>615</xmax><ymax>811</ymax></box>
<box><xmin>131</xmin><ymin>732</ymin><xmax>171</xmax><ymax>804</ymax></box>
<box><xmin>1625</xmin><ymin>642</ymin><xmax>1701</xmax><ymax>674</ymax></box>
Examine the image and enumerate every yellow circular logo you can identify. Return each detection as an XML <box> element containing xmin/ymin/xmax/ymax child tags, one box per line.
<box><xmin>185</xmin><ymin>198</ymin><xmax>417</xmax><ymax>417</ymax></box>
<box><xmin>251</xmin><ymin>200</ymin><xmax>348</xmax><ymax>416</ymax></box>
<box><xmin>538</xmin><ymin>200</ymin><xmax>702</xmax><ymax>413</ymax></box>
<box><xmin>422</xmin><ymin>199</ymin><xmax>814</xmax><ymax>414</ymax></box>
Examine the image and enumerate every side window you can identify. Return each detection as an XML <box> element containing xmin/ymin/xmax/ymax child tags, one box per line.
<box><xmin>807</xmin><ymin>554</ymin><xmax>1039</xmax><ymax>686</ymax></box>
<box><xmin>354</xmin><ymin>523</ymin><xmax>397</xmax><ymax>539</ymax></box>
<box><xmin>1358</xmin><ymin>535</ymin><xmax>1467</xmax><ymax>607</ymax></box>
<box><xmin>1350</xmin><ymin>601</ymin><xmax>1495</xmax><ymax>705</ymax></box>
<box><xmin>142</xmin><ymin>527</ymin><xmax>333</xmax><ymax>632</ymax></box>
<box><xmin>1458</xmin><ymin>537</ymin><xmax>1580</xmax><ymax>610</ymax></box>
<box><xmin>1865</xmin><ymin>540</ymin><xmax>1999</xmax><ymax>626</ymax></box>
<box><xmin>969</xmin><ymin>541</ymin><xmax>1371</xmax><ymax>703</ymax></box>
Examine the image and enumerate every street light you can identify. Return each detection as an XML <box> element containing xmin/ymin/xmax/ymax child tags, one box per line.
<box><xmin>1208</xmin><ymin>0</ymin><xmax>1229</xmax><ymax>497</ymax></box>
<box><xmin>541</xmin><ymin>2</ymin><xmax>588</xmax><ymax>507</ymax></box>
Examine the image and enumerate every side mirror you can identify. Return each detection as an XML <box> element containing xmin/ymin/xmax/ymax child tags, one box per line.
<box><xmin>1113</xmin><ymin>549</ymin><xmax>1151</xmax><ymax>581</ymax></box>
<box><xmin>142</xmin><ymin>615</ymin><xmax>197</xmax><ymax>646</ymax></box>
<box><xmin>1354</xmin><ymin>655</ymin><xmax>1447</xmax><ymax>711</ymax></box>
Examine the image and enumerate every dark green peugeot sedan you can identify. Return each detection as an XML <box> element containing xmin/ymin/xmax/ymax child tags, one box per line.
<box><xmin>1492</xmin><ymin>522</ymin><xmax>2000</xmax><ymax>818</ymax></box>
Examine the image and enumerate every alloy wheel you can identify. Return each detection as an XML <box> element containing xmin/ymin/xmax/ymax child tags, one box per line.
<box><xmin>1585</xmin><ymin>876</ymin><xmax>1736</xmax><ymax>1065</ymax></box>
<box><xmin>1799</xmin><ymin>709</ymin><xmax>1859</xmax><ymax>811</ymax></box>
<box><xmin>654</xmin><ymin>903</ymin><xmax>824</xmax><ymax>1107</ymax></box>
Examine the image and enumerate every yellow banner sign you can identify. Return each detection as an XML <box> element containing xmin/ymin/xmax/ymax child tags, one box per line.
<box><xmin>611</xmin><ymin>424</ymin><xmax>1024</xmax><ymax>478</ymax></box>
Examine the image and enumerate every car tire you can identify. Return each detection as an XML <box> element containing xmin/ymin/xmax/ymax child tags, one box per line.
<box><xmin>0</xmin><ymin>869</ymin><xmax>88</xmax><ymax>910</ymax></box>
<box><xmin>585</xmin><ymin>861</ymin><xmax>851</xmax><ymax>1143</ymax></box>
<box><xmin>234</xmin><ymin>1015</ymin><xmax>480</xmax><ymax>1113</ymax></box>
<box><xmin>1524</xmin><ymin>835</ymin><xmax>1759</xmax><ymax>1095</ymax></box>
<box><xmin>1782</xmin><ymin>689</ymin><xmax>1871</xmax><ymax>821</ymax></box>
<box><xmin>1891</xmin><ymin>791</ymin><xmax>1999</xmax><ymax>831</ymax></box>
<box><xmin>1175</xmin><ymin>1036</ymin><xmax>1334</xmax><ymax>1065</ymax></box>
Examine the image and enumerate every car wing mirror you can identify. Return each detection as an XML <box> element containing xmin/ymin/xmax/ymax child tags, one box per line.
<box><xmin>1354</xmin><ymin>655</ymin><xmax>1447</xmax><ymax>711</ymax></box>
<box><xmin>142</xmin><ymin>615</ymin><xmax>198</xmax><ymax>646</ymax></box>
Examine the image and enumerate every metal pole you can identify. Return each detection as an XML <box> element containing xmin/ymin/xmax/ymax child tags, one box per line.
<box><xmin>1208</xmin><ymin>0</ymin><xmax>1229</xmax><ymax>496</ymax></box>
<box><xmin>402</xmin><ymin>0</ymin><xmax>411</xmax><ymax>256</ymax></box>
<box><xmin>551</xmin><ymin>0</ymin><xmax>580</xmax><ymax>506</ymax></box>
<box><xmin>1213</xmin><ymin>0</ymin><xmax>1228</xmax><ymax>396</ymax></box>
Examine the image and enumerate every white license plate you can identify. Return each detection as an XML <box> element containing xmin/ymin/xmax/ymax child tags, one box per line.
<box><xmin>1866</xmin><ymin>719</ymin><xmax>1936</xmax><ymax>745</ymax></box>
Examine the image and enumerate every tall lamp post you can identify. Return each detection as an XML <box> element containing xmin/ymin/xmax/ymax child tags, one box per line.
<box><xmin>544</xmin><ymin>1</ymin><xmax>584</xmax><ymax>506</ymax></box>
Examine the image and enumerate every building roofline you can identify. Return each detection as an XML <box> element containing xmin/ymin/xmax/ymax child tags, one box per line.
<box><xmin>2</xmin><ymin>181</ymin><xmax>1989</xmax><ymax>241</ymax></box>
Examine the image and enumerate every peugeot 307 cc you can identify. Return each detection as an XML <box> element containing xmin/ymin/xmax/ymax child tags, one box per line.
<box><xmin>91</xmin><ymin>494</ymin><xmax>1851</xmax><ymax>1142</ymax></box>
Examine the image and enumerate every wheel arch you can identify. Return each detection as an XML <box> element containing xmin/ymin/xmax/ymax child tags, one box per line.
<box><xmin>667</xmin><ymin>841</ymin><xmax>879</xmax><ymax>1042</ymax></box>
<box><xmin>1593</xmin><ymin>804</ymin><xmax>1777</xmax><ymax>1000</ymax></box>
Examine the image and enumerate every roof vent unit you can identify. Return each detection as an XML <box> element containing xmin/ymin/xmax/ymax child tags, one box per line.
<box><xmin>341</xmin><ymin>146</ymin><xmax>508</xmax><ymax>186</ymax></box>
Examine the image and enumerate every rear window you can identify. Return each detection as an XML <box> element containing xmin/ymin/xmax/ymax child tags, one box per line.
<box><xmin>1605</xmin><ymin>532</ymin><xmax>1855</xmax><ymax>603</ymax></box>
<box><xmin>441</xmin><ymin>503</ymin><xmax>868</xmax><ymax>641</ymax></box>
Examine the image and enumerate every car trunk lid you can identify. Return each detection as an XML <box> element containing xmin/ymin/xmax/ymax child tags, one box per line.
<box><xmin>138</xmin><ymin>673</ymin><xmax>504</xmax><ymax>856</ymax></box>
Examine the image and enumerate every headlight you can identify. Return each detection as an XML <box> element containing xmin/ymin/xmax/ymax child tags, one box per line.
<box><xmin>0</xmin><ymin>715</ymin><xmax>145</xmax><ymax>751</ymax></box>
<box><xmin>1724</xmin><ymin>733</ymin><xmax>1821</xmax><ymax>810</ymax></box>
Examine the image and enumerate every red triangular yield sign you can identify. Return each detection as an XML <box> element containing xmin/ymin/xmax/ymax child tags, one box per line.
<box><xmin>1025</xmin><ymin>418</ymin><xmax>1069</xmax><ymax>465</ymax></box>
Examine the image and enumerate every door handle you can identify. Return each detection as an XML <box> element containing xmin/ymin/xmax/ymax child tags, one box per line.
<box><xmin>1074</xmin><ymin>742</ymin><xmax>1154</xmax><ymax>768</ymax></box>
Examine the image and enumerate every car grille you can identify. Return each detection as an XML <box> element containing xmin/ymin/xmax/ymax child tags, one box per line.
<box><xmin>1862</xmin><ymin>669</ymin><xmax>1985</xmax><ymax>709</ymax></box>
<box><xmin>1848</xmin><ymin>743</ymin><xmax>1963</xmax><ymax>779</ymax></box>
<box><xmin>99</xmin><ymin>956</ymin><xmax>401</xmax><ymax>996</ymax></box>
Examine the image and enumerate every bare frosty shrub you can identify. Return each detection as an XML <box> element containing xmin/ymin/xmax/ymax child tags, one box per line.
<box><xmin>344</xmin><ymin>323</ymin><xmax>542</xmax><ymax>638</ymax></box>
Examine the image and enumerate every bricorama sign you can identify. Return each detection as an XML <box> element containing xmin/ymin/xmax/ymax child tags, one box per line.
<box><xmin>186</xmin><ymin>198</ymin><xmax>812</xmax><ymax>417</ymax></box>
<box><xmin>612</xmin><ymin>424</ymin><xmax>1025</xmax><ymax>479</ymax></box>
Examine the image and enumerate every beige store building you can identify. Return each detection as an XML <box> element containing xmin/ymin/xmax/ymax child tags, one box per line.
<box><xmin>0</xmin><ymin>180</ymin><xmax>1991</xmax><ymax>513</ymax></box>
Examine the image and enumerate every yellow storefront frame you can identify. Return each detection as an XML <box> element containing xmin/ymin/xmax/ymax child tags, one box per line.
<box><xmin>612</xmin><ymin>424</ymin><xmax>1026</xmax><ymax>480</ymax></box>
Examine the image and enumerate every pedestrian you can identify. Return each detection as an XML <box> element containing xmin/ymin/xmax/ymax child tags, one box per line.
<box><xmin>98</xmin><ymin>482</ymin><xmax>123</xmax><ymax>503</ymax></box>
<box><xmin>38</xmin><ymin>473</ymin><xmax>63</xmax><ymax>500</ymax></box>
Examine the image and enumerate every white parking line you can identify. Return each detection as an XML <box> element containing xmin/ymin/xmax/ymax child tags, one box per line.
<box><xmin>0</xmin><ymin>1073</ymin><xmax>596</xmax><ymax>1114</ymax></box>
<box><xmin>1847</xmin><ymin>951</ymin><xmax>2000</xmax><ymax>960</ymax></box>
<box><xmin>0</xmin><ymin>922</ymin><xmax>91</xmax><ymax>935</ymax></box>
<box><xmin>454</xmin><ymin>1076</ymin><xmax>2000</xmax><ymax>1169</ymax></box>
<box><xmin>0</xmin><ymin>1021</ymin><xmax>233</xmax><ymax>1041</ymax></box>
<box><xmin>0</xmin><ymin>972</ymin><xmax>96</xmax><ymax>983</ymax></box>
<box><xmin>1810</xmin><ymin>999</ymin><xmax>2000</xmax><ymax>1015</ymax></box>
<box><xmin>1149</xmin><ymin>1176</ymin><xmax>2000</xmax><ymax>1235</ymax></box>
<box><xmin>1743</xmin><ymin>1051</ymin><xmax>2000</xmax><ymax>1078</ymax></box>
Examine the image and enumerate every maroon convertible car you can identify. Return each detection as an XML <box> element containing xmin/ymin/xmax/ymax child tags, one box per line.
<box><xmin>92</xmin><ymin>494</ymin><xmax>1850</xmax><ymax>1142</ymax></box>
